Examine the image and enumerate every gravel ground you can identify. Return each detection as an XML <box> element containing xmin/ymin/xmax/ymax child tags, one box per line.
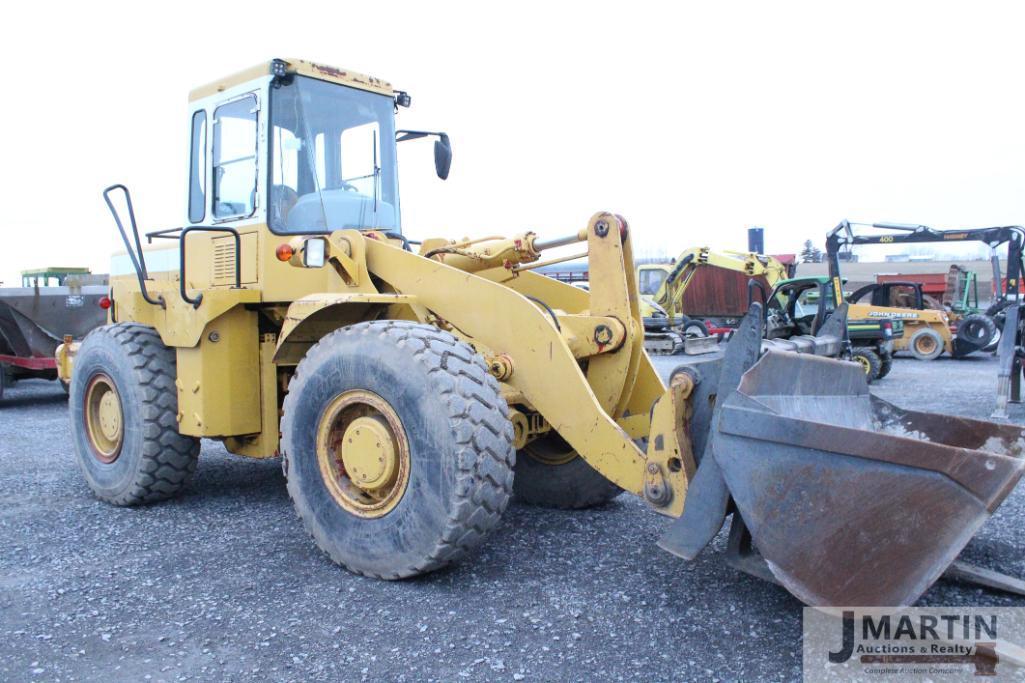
<box><xmin>2</xmin><ymin>353</ymin><xmax>1025</xmax><ymax>682</ymax></box>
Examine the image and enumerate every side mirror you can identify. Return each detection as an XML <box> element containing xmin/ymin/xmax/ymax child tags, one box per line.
<box><xmin>434</xmin><ymin>133</ymin><xmax>452</xmax><ymax>180</ymax></box>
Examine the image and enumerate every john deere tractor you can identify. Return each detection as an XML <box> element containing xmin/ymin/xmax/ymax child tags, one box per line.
<box><xmin>58</xmin><ymin>59</ymin><xmax>1025</xmax><ymax>606</ymax></box>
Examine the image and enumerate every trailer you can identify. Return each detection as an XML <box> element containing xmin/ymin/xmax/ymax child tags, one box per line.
<box><xmin>0</xmin><ymin>268</ymin><xmax>108</xmax><ymax>399</ymax></box>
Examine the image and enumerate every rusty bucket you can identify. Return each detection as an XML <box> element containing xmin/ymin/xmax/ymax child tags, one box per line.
<box><xmin>660</xmin><ymin>305</ymin><xmax>1025</xmax><ymax>606</ymax></box>
<box><xmin>716</xmin><ymin>351</ymin><xmax>1025</xmax><ymax>605</ymax></box>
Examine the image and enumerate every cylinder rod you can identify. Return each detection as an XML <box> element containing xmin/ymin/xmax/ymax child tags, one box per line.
<box><xmin>533</xmin><ymin>229</ymin><xmax>587</xmax><ymax>252</ymax></box>
<box><xmin>513</xmin><ymin>251</ymin><xmax>588</xmax><ymax>273</ymax></box>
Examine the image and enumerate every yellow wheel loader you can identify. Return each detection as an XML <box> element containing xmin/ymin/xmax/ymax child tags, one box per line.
<box><xmin>59</xmin><ymin>59</ymin><xmax>1025</xmax><ymax>606</ymax></box>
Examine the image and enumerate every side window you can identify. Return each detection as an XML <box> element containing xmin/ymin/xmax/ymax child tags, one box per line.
<box><xmin>769</xmin><ymin>287</ymin><xmax>790</xmax><ymax>314</ymax></box>
<box><xmin>213</xmin><ymin>94</ymin><xmax>258</xmax><ymax>219</ymax></box>
<box><xmin>188</xmin><ymin>110</ymin><xmax>206</xmax><ymax>223</ymax></box>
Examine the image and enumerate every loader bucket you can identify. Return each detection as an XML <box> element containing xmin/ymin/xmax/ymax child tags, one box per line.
<box><xmin>713</xmin><ymin>350</ymin><xmax>1025</xmax><ymax>606</ymax></box>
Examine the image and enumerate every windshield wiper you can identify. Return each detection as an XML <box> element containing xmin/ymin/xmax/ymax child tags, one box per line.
<box><xmin>372</xmin><ymin>129</ymin><xmax>379</xmax><ymax>215</ymax></box>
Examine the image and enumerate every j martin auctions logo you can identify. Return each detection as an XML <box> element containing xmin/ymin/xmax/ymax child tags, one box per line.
<box><xmin>802</xmin><ymin>607</ymin><xmax>1025</xmax><ymax>681</ymax></box>
<box><xmin>828</xmin><ymin>610</ymin><xmax>998</xmax><ymax>676</ymax></box>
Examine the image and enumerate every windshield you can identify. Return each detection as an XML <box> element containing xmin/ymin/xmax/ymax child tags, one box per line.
<box><xmin>269</xmin><ymin>75</ymin><xmax>400</xmax><ymax>233</ymax></box>
<box><xmin>638</xmin><ymin>268</ymin><xmax>668</xmax><ymax>296</ymax></box>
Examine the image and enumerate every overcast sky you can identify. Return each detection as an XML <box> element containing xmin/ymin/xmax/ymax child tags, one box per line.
<box><xmin>1</xmin><ymin>0</ymin><xmax>1022</xmax><ymax>284</ymax></box>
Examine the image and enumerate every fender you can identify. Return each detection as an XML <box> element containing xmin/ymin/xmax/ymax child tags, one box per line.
<box><xmin>274</xmin><ymin>292</ymin><xmax>420</xmax><ymax>364</ymax></box>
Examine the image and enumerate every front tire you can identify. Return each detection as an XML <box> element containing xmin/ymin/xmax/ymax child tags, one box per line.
<box><xmin>70</xmin><ymin>324</ymin><xmax>200</xmax><ymax>505</ymax></box>
<box><xmin>282</xmin><ymin>321</ymin><xmax>515</xmax><ymax>579</ymax></box>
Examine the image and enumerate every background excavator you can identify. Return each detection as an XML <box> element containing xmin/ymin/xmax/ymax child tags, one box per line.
<box><xmin>58</xmin><ymin>58</ymin><xmax>1025</xmax><ymax>607</ymax></box>
<box><xmin>637</xmin><ymin>247</ymin><xmax>793</xmax><ymax>354</ymax></box>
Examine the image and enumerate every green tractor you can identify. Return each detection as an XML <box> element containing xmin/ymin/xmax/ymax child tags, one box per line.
<box><xmin>765</xmin><ymin>275</ymin><xmax>902</xmax><ymax>382</ymax></box>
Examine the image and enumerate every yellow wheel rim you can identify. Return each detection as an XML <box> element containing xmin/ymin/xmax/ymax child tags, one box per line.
<box><xmin>316</xmin><ymin>390</ymin><xmax>410</xmax><ymax>518</ymax></box>
<box><xmin>915</xmin><ymin>334</ymin><xmax>938</xmax><ymax>355</ymax></box>
<box><xmin>855</xmin><ymin>355</ymin><xmax>872</xmax><ymax>375</ymax></box>
<box><xmin>85</xmin><ymin>374</ymin><xmax>123</xmax><ymax>463</ymax></box>
<box><xmin>522</xmin><ymin>433</ymin><xmax>578</xmax><ymax>466</ymax></box>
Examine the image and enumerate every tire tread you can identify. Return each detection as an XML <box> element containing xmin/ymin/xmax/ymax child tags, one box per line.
<box><xmin>282</xmin><ymin>320</ymin><xmax>514</xmax><ymax>579</ymax></box>
<box><xmin>79</xmin><ymin>323</ymin><xmax>199</xmax><ymax>505</ymax></box>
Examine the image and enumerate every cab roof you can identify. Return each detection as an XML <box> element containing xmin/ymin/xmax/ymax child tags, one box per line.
<box><xmin>21</xmin><ymin>267</ymin><xmax>92</xmax><ymax>277</ymax></box>
<box><xmin>188</xmin><ymin>58</ymin><xmax>395</xmax><ymax>102</ymax></box>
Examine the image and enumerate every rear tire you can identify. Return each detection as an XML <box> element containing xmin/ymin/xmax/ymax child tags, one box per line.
<box><xmin>70</xmin><ymin>323</ymin><xmax>200</xmax><ymax>505</ymax></box>
<box><xmin>909</xmin><ymin>328</ymin><xmax>944</xmax><ymax>361</ymax></box>
<box><xmin>282</xmin><ymin>321</ymin><xmax>515</xmax><ymax>579</ymax></box>
<box><xmin>877</xmin><ymin>353</ymin><xmax>893</xmax><ymax>379</ymax></box>
<box><xmin>513</xmin><ymin>433</ymin><xmax>622</xmax><ymax>509</ymax></box>
<box><xmin>851</xmin><ymin>347</ymin><xmax>882</xmax><ymax>382</ymax></box>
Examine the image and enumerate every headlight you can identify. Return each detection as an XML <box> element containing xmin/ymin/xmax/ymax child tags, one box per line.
<box><xmin>303</xmin><ymin>238</ymin><xmax>326</xmax><ymax>268</ymax></box>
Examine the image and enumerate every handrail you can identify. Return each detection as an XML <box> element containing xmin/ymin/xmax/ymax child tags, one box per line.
<box><xmin>179</xmin><ymin>226</ymin><xmax>242</xmax><ymax>308</ymax></box>
<box><xmin>146</xmin><ymin>227</ymin><xmax>185</xmax><ymax>243</ymax></box>
<box><xmin>102</xmin><ymin>184</ymin><xmax>165</xmax><ymax>308</ymax></box>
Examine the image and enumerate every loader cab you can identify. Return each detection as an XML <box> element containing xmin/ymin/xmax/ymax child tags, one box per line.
<box><xmin>765</xmin><ymin>277</ymin><xmax>837</xmax><ymax>338</ymax></box>
<box><xmin>850</xmin><ymin>282</ymin><xmax>925</xmax><ymax>311</ymax></box>
<box><xmin>184</xmin><ymin>59</ymin><xmax>409</xmax><ymax>235</ymax></box>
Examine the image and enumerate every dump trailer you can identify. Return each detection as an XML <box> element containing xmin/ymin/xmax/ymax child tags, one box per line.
<box><xmin>0</xmin><ymin>268</ymin><xmax>108</xmax><ymax>400</ymax></box>
<box><xmin>60</xmin><ymin>59</ymin><xmax>1025</xmax><ymax>607</ymax></box>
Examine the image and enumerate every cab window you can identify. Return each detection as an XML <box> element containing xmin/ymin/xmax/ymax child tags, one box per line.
<box><xmin>796</xmin><ymin>286</ymin><xmax>822</xmax><ymax>317</ymax></box>
<box><xmin>188</xmin><ymin>110</ymin><xmax>207</xmax><ymax>223</ymax></box>
<box><xmin>212</xmin><ymin>94</ymin><xmax>258</xmax><ymax>219</ymax></box>
<box><xmin>639</xmin><ymin>268</ymin><xmax>667</xmax><ymax>296</ymax></box>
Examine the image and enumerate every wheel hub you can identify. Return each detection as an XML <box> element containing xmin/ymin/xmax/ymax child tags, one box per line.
<box><xmin>98</xmin><ymin>391</ymin><xmax>122</xmax><ymax>441</ymax></box>
<box><xmin>341</xmin><ymin>416</ymin><xmax>398</xmax><ymax>491</ymax></box>
<box><xmin>916</xmin><ymin>335</ymin><xmax>937</xmax><ymax>353</ymax></box>
<box><xmin>316</xmin><ymin>390</ymin><xmax>410</xmax><ymax>518</ymax></box>
<box><xmin>84</xmin><ymin>374</ymin><xmax>124</xmax><ymax>463</ymax></box>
